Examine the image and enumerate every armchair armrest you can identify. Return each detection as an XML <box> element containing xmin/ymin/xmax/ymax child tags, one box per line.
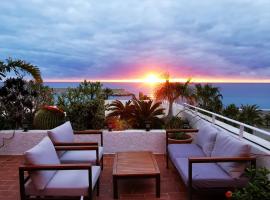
<box><xmin>166</xmin><ymin>129</ymin><xmax>199</xmax><ymax>134</ymax></box>
<box><xmin>188</xmin><ymin>156</ymin><xmax>256</xmax><ymax>163</ymax></box>
<box><xmin>54</xmin><ymin>142</ymin><xmax>98</xmax><ymax>146</ymax></box>
<box><xmin>55</xmin><ymin>146</ymin><xmax>99</xmax><ymax>151</ymax></box>
<box><xmin>73</xmin><ymin>130</ymin><xmax>103</xmax><ymax>146</ymax></box>
<box><xmin>73</xmin><ymin>130</ymin><xmax>102</xmax><ymax>135</ymax></box>
<box><xmin>19</xmin><ymin>163</ymin><xmax>92</xmax><ymax>171</ymax></box>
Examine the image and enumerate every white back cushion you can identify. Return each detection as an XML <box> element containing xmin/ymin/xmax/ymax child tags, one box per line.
<box><xmin>47</xmin><ymin>121</ymin><xmax>74</xmax><ymax>143</ymax></box>
<box><xmin>196</xmin><ymin>125</ymin><xmax>218</xmax><ymax>156</ymax></box>
<box><xmin>25</xmin><ymin>137</ymin><xmax>60</xmax><ymax>190</ymax></box>
<box><xmin>211</xmin><ymin>133</ymin><xmax>251</xmax><ymax>178</ymax></box>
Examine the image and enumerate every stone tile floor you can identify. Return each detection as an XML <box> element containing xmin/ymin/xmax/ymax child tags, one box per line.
<box><xmin>0</xmin><ymin>155</ymin><xmax>225</xmax><ymax>200</ymax></box>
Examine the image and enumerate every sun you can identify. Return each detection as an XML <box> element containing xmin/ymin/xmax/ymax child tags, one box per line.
<box><xmin>144</xmin><ymin>74</ymin><xmax>160</xmax><ymax>84</ymax></box>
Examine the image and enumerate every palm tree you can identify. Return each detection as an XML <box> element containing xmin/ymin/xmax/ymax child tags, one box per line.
<box><xmin>0</xmin><ymin>58</ymin><xmax>43</xmax><ymax>83</ymax></box>
<box><xmin>194</xmin><ymin>84</ymin><xmax>223</xmax><ymax>113</ymax></box>
<box><xmin>264</xmin><ymin>114</ymin><xmax>270</xmax><ymax>128</ymax></box>
<box><xmin>155</xmin><ymin>79</ymin><xmax>192</xmax><ymax>119</ymax></box>
<box><xmin>131</xmin><ymin>99</ymin><xmax>165</xmax><ymax>129</ymax></box>
<box><xmin>238</xmin><ymin>104</ymin><xmax>263</xmax><ymax>127</ymax></box>
<box><xmin>222</xmin><ymin>104</ymin><xmax>240</xmax><ymax>120</ymax></box>
<box><xmin>107</xmin><ymin>100</ymin><xmax>134</xmax><ymax>120</ymax></box>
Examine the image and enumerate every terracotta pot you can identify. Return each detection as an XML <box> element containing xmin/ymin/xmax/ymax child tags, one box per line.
<box><xmin>168</xmin><ymin>134</ymin><xmax>193</xmax><ymax>144</ymax></box>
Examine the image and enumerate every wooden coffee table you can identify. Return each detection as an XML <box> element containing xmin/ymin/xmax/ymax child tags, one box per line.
<box><xmin>112</xmin><ymin>151</ymin><xmax>160</xmax><ymax>199</ymax></box>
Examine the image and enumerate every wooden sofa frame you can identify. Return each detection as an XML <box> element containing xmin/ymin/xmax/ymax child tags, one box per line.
<box><xmin>52</xmin><ymin>130</ymin><xmax>104</xmax><ymax>169</ymax></box>
<box><xmin>166</xmin><ymin>129</ymin><xmax>257</xmax><ymax>200</ymax></box>
<box><xmin>19</xmin><ymin>163</ymin><xmax>100</xmax><ymax>200</ymax></box>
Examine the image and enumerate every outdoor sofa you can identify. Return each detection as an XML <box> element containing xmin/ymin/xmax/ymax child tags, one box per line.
<box><xmin>166</xmin><ymin>122</ymin><xmax>256</xmax><ymax>200</ymax></box>
<box><xmin>19</xmin><ymin>137</ymin><xmax>101</xmax><ymax>200</ymax></box>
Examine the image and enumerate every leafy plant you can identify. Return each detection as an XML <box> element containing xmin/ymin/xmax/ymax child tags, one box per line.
<box><xmin>223</xmin><ymin>104</ymin><xmax>240</xmax><ymax>120</ymax></box>
<box><xmin>0</xmin><ymin>57</ymin><xmax>42</xmax><ymax>83</ymax></box>
<box><xmin>0</xmin><ymin>78</ymin><xmax>54</xmax><ymax>130</ymax></box>
<box><xmin>131</xmin><ymin>99</ymin><xmax>165</xmax><ymax>129</ymax></box>
<box><xmin>57</xmin><ymin>81</ymin><xmax>105</xmax><ymax>130</ymax></box>
<box><xmin>194</xmin><ymin>83</ymin><xmax>223</xmax><ymax>113</ymax></box>
<box><xmin>103</xmin><ymin>87</ymin><xmax>113</xmax><ymax>99</ymax></box>
<box><xmin>238</xmin><ymin>104</ymin><xmax>263</xmax><ymax>127</ymax></box>
<box><xmin>155</xmin><ymin>79</ymin><xmax>193</xmax><ymax>119</ymax></box>
<box><xmin>107</xmin><ymin>100</ymin><xmax>134</xmax><ymax>121</ymax></box>
<box><xmin>164</xmin><ymin>116</ymin><xmax>184</xmax><ymax>129</ymax></box>
<box><xmin>105</xmin><ymin>116</ymin><xmax>131</xmax><ymax>131</ymax></box>
<box><xmin>230</xmin><ymin>167</ymin><xmax>270</xmax><ymax>200</ymax></box>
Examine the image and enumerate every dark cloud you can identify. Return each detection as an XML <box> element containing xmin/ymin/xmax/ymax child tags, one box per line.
<box><xmin>0</xmin><ymin>0</ymin><xmax>270</xmax><ymax>80</ymax></box>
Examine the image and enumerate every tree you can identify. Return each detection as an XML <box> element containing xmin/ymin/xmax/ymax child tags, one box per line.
<box><xmin>238</xmin><ymin>104</ymin><xmax>263</xmax><ymax>127</ymax></box>
<box><xmin>194</xmin><ymin>84</ymin><xmax>223</xmax><ymax>113</ymax></box>
<box><xmin>264</xmin><ymin>114</ymin><xmax>270</xmax><ymax>128</ymax></box>
<box><xmin>57</xmin><ymin>81</ymin><xmax>105</xmax><ymax>130</ymax></box>
<box><xmin>138</xmin><ymin>92</ymin><xmax>151</xmax><ymax>100</ymax></box>
<box><xmin>223</xmin><ymin>104</ymin><xmax>240</xmax><ymax>120</ymax></box>
<box><xmin>0</xmin><ymin>58</ymin><xmax>42</xmax><ymax>83</ymax></box>
<box><xmin>155</xmin><ymin>79</ymin><xmax>192</xmax><ymax>119</ymax></box>
<box><xmin>103</xmin><ymin>87</ymin><xmax>113</xmax><ymax>100</ymax></box>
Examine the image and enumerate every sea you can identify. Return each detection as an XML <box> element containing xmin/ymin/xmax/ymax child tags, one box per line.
<box><xmin>44</xmin><ymin>82</ymin><xmax>270</xmax><ymax>110</ymax></box>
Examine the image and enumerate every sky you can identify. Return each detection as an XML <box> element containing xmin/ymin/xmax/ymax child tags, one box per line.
<box><xmin>0</xmin><ymin>0</ymin><xmax>270</xmax><ymax>82</ymax></box>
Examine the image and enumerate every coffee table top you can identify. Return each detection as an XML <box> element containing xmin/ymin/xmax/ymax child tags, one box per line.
<box><xmin>113</xmin><ymin>151</ymin><xmax>160</xmax><ymax>176</ymax></box>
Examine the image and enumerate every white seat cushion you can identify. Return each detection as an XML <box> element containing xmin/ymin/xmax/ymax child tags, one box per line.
<box><xmin>25</xmin><ymin>137</ymin><xmax>60</xmax><ymax>190</ymax></box>
<box><xmin>25</xmin><ymin>166</ymin><xmax>101</xmax><ymax>196</ymax></box>
<box><xmin>48</xmin><ymin>121</ymin><xmax>74</xmax><ymax>143</ymax></box>
<box><xmin>60</xmin><ymin>147</ymin><xmax>104</xmax><ymax>164</ymax></box>
<box><xmin>211</xmin><ymin>133</ymin><xmax>251</xmax><ymax>178</ymax></box>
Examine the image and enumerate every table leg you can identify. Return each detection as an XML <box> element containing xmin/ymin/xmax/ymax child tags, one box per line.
<box><xmin>113</xmin><ymin>176</ymin><xmax>118</xmax><ymax>199</ymax></box>
<box><xmin>156</xmin><ymin>174</ymin><xmax>160</xmax><ymax>198</ymax></box>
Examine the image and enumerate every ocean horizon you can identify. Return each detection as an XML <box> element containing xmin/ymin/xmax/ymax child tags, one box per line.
<box><xmin>44</xmin><ymin>82</ymin><xmax>270</xmax><ymax>109</ymax></box>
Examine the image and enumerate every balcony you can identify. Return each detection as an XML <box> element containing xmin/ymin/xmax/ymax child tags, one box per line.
<box><xmin>0</xmin><ymin>103</ymin><xmax>269</xmax><ymax>200</ymax></box>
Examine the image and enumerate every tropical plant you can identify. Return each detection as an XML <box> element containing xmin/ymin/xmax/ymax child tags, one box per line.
<box><xmin>155</xmin><ymin>79</ymin><xmax>192</xmax><ymax>119</ymax></box>
<box><xmin>0</xmin><ymin>78</ymin><xmax>36</xmax><ymax>129</ymax></box>
<box><xmin>164</xmin><ymin>116</ymin><xmax>184</xmax><ymax>129</ymax></box>
<box><xmin>130</xmin><ymin>99</ymin><xmax>165</xmax><ymax>129</ymax></box>
<box><xmin>223</xmin><ymin>104</ymin><xmax>240</xmax><ymax>120</ymax></box>
<box><xmin>139</xmin><ymin>92</ymin><xmax>151</xmax><ymax>100</ymax></box>
<box><xmin>33</xmin><ymin>106</ymin><xmax>65</xmax><ymax>129</ymax></box>
<box><xmin>0</xmin><ymin>58</ymin><xmax>42</xmax><ymax>83</ymax></box>
<box><xmin>194</xmin><ymin>83</ymin><xmax>223</xmax><ymax>113</ymax></box>
<box><xmin>57</xmin><ymin>81</ymin><xmax>105</xmax><ymax>130</ymax></box>
<box><xmin>103</xmin><ymin>87</ymin><xmax>113</xmax><ymax>99</ymax></box>
<box><xmin>238</xmin><ymin>104</ymin><xmax>263</xmax><ymax>127</ymax></box>
<box><xmin>107</xmin><ymin>100</ymin><xmax>134</xmax><ymax>120</ymax></box>
<box><xmin>0</xmin><ymin>78</ymin><xmax>54</xmax><ymax>130</ymax></box>
<box><xmin>228</xmin><ymin>167</ymin><xmax>270</xmax><ymax>200</ymax></box>
<box><xmin>264</xmin><ymin>114</ymin><xmax>270</xmax><ymax>128</ymax></box>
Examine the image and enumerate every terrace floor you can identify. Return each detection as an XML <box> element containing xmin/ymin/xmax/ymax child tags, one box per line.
<box><xmin>0</xmin><ymin>155</ymin><xmax>225</xmax><ymax>200</ymax></box>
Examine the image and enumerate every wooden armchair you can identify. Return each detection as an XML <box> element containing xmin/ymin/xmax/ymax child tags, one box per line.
<box><xmin>19</xmin><ymin>137</ymin><xmax>101</xmax><ymax>200</ymax></box>
<box><xmin>48</xmin><ymin>121</ymin><xmax>104</xmax><ymax>169</ymax></box>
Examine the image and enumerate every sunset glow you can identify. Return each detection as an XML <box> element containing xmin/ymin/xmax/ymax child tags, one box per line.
<box><xmin>44</xmin><ymin>77</ymin><xmax>270</xmax><ymax>83</ymax></box>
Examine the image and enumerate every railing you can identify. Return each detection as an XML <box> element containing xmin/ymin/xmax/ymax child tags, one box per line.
<box><xmin>182</xmin><ymin>103</ymin><xmax>270</xmax><ymax>151</ymax></box>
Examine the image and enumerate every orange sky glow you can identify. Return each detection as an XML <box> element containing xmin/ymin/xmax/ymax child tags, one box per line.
<box><xmin>44</xmin><ymin>77</ymin><xmax>270</xmax><ymax>83</ymax></box>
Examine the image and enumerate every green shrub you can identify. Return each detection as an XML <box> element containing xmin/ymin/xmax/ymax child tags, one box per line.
<box><xmin>33</xmin><ymin>106</ymin><xmax>65</xmax><ymax>129</ymax></box>
<box><xmin>230</xmin><ymin>167</ymin><xmax>270</xmax><ymax>200</ymax></box>
<box><xmin>57</xmin><ymin>81</ymin><xmax>105</xmax><ymax>130</ymax></box>
<box><xmin>164</xmin><ymin>116</ymin><xmax>183</xmax><ymax>129</ymax></box>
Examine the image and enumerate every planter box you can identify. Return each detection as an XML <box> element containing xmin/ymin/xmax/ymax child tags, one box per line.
<box><xmin>0</xmin><ymin>129</ymin><xmax>166</xmax><ymax>155</ymax></box>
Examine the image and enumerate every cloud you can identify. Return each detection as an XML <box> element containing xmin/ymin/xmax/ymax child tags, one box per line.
<box><xmin>0</xmin><ymin>0</ymin><xmax>270</xmax><ymax>80</ymax></box>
